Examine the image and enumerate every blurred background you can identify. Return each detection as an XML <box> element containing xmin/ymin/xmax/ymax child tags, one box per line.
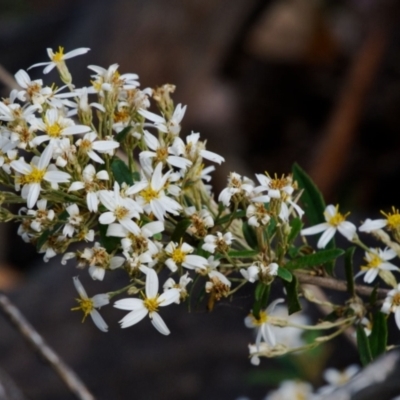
<box><xmin>0</xmin><ymin>0</ymin><xmax>400</xmax><ymax>399</ymax></box>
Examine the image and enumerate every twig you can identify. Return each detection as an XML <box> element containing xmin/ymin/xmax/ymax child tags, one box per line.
<box><xmin>295</xmin><ymin>272</ymin><xmax>389</xmax><ymax>298</ymax></box>
<box><xmin>0</xmin><ymin>292</ymin><xmax>95</xmax><ymax>400</ymax></box>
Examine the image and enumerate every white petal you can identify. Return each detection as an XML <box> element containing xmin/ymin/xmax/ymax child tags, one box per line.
<box><xmin>301</xmin><ymin>223</ymin><xmax>330</xmax><ymax>236</ymax></box>
<box><xmin>90</xmin><ymin>310</ymin><xmax>108</xmax><ymax>332</ymax></box>
<box><xmin>158</xmin><ymin>288</ymin><xmax>180</xmax><ymax>307</ymax></box>
<box><xmin>145</xmin><ymin>268</ymin><xmax>159</xmax><ymax>298</ymax></box>
<box><xmin>114</xmin><ymin>298</ymin><xmax>145</xmax><ymax>310</ymax></box>
<box><xmin>359</xmin><ymin>218</ymin><xmax>387</xmax><ymax>232</ymax></box>
<box><xmin>338</xmin><ymin>221</ymin><xmax>356</xmax><ymax>241</ymax></box>
<box><xmin>150</xmin><ymin>312</ymin><xmax>170</xmax><ymax>335</ymax></box>
<box><xmin>92</xmin><ymin>294</ymin><xmax>110</xmax><ymax>308</ymax></box>
<box><xmin>73</xmin><ymin>276</ymin><xmax>88</xmax><ymax>298</ymax></box>
<box><xmin>99</xmin><ymin>211</ymin><xmax>116</xmax><ymax>225</ymax></box>
<box><xmin>119</xmin><ymin>308</ymin><xmax>148</xmax><ymax>328</ymax></box>
<box><xmin>44</xmin><ymin>170</ymin><xmax>71</xmax><ymax>183</ymax></box>
<box><xmin>317</xmin><ymin>227</ymin><xmax>336</xmax><ymax>249</ymax></box>
<box><xmin>27</xmin><ymin>183</ymin><xmax>41</xmax><ymax>208</ymax></box>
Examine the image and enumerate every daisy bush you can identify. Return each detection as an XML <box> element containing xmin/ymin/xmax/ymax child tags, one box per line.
<box><xmin>2</xmin><ymin>46</ymin><xmax>400</xmax><ymax>371</ymax></box>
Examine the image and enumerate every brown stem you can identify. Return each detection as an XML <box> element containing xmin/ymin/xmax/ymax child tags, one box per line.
<box><xmin>295</xmin><ymin>272</ymin><xmax>389</xmax><ymax>298</ymax></box>
<box><xmin>0</xmin><ymin>292</ymin><xmax>95</xmax><ymax>400</ymax></box>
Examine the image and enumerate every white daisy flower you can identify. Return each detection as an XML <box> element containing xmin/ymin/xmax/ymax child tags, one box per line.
<box><xmin>300</xmin><ymin>204</ymin><xmax>356</xmax><ymax>248</ymax></box>
<box><xmin>202</xmin><ymin>231</ymin><xmax>233</xmax><ymax>254</ymax></box>
<box><xmin>71</xmin><ymin>276</ymin><xmax>109</xmax><ymax>332</ymax></box>
<box><xmin>63</xmin><ymin>204</ymin><xmax>83</xmax><ymax>237</ymax></box>
<box><xmin>240</xmin><ymin>262</ymin><xmax>278</xmax><ymax>283</ymax></box>
<box><xmin>355</xmin><ymin>247</ymin><xmax>399</xmax><ymax>284</ymax></box>
<box><xmin>68</xmin><ymin>164</ymin><xmax>109</xmax><ymax>212</ymax></box>
<box><xmin>381</xmin><ymin>283</ymin><xmax>400</xmax><ymax>330</ymax></box>
<box><xmin>245</xmin><ymin>298</ymin><xmax>285</xmax><ymax>349</ymax></box>
<box><xmin>318</xmin><ymin>365</ymin><xmax>360</xmax><ymax>395</ymax></box>
<box><xmin>164</xmin><ymin>241</ymin><xmax>208</xmax><ymax>272</ymax></box>
<box><xmin>114</xmin><ymin>266</ymin><xmax>180</xmax><ymax>334</ymax></box>
<box><xmin>31</xmin><ymin>108</ymin><xmax>91</xmax><ymax>146</ymax></box>
<box><xmin>359</xmin><ymin>207</ymin><xmax>400</xmax><ymax>233</ymax></box>
<box><xmin>140</xmin><ymin>130</ymin><xmax>192</xmax><ymax>170</ymax></box>
<box><xmin>28</xmin><ymin>46</ymin><xmax>90</xmax><ymax>74</ymax></box>
<box><xmin>139</xmin><ymin>103</ymin><xmax>186</xmax><ymax>136</ymax></box>
<box><xmin>11</xmin><ymin>143</ymin><xmax>71</xmax><ymax>208</ymax></box>
<box><xmin>163</xmin><ymin>272</ymin><xmax>192</xmax><ymax>303</ymax></box>
<box><xmin>98</xmin><ymin>182</ymin><xmax>142</xmax><ymax>234</ymax></box>
<box><xmin>76</xmin><ymin>132</ymin><xmax>119</xmax><ymax>164</ymax></box>
<box><xmin>26</xmin><ymin>199</ymin><xmax>55</xmax><ymax>232</ymax></box>
<box><xmin>125</xmin><ymin>162</ymin><xmax>181</xmax><ymax>221</ymax></box>
<box><xmin>218</xmin><ymin>172</ymin><xmax>254</xmax><ymax>206</ymax></box>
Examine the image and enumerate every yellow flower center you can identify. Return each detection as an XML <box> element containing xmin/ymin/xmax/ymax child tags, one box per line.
<box><xmin>114</xmin><ymin>108</ymin><xmax>130</xmax><ymax>123</ymax></box>
<box><xmin>393</xmin><ymin>293</ymin><xmax>400</xmax><ymax>306</ymax></box>
<box><xmin>23</xmin><ymin>166</ymin><xmax>46</xmax><ymax>184</ymax></box>
<box><xmin>140</xmin><ymin>187</ymin><xmax>159</xmax><ymax>202</ymax></box>
<box><xmin>155</xmin><ymin>148</ymin><xmax>168</xmax><ymax>162</ymax></box>
<box><xmin>381</xmin><ymin>207</ymin><xmax>400</xmax><ymax>230</ymax></box>
<box><xmin>326</xmin><ymin>205</ymin><xmax>349</xmax><ymax>227</ymax></box>
<box><xmin>143</xmin><ymin>297</ymin><xmax>159</xmax><ymax>313</ymax></box>
<box><xmin>47</xmin><ymin>122</ymin><xmax>62</xmax><ymax>137</ymax></box>
<box><xmin>171</xmin><ymin>248</ymin><xmax>186</xmax><ymax>264</ymax></box>
<box><xmin>71</xmin><ymin>297</ymin><xmax>94</xmax><ymax>322</ymax></box>
<box><xmin>114</xmin><ymin>206</ymin><xmax>129</xmax><ymax>220</ymax></box>
<box><xmin>361</xmin><ymin>252</ymin><xmax>382</xmax><ymax>270</ymax></box>
<box><xmin>251</xmin><ymin>311</ymin><xmax>268</xmax><ymax>326</ymax></box>
<box><xmin>52</xmin><ymin>46</ymin><xmax>65</xmax><ymax>62</ymax></box>
<box><xmin>268</xmin><ymin>174</ymin><xmax>291</xmax><ymax>190</ymax></box>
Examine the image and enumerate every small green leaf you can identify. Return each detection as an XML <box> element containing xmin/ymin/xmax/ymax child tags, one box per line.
<box><xmin>227</xmin><ymin>250</ymin><xmax>259</xmax><ymax>258</ymax></box>
<box><xmin>253</xmin><ymin>283</ymin><xmax>270</xmax><ymax>319</ymax></box>
<box><xmin>99</xmin><ymin>223</ymin><xmax>120</xmax><ymax>253</ymax></box>
<box><xmin>369</xmin><ymin>312</ymin><xmax>387</xmax><ymax>359</ymax></box>
<box><xmin>171</xmin><ymin>219</ymin><xmax>191</xmax><ymax>243</ymax></box>
<box><xmin>292</xmin><ymin>163</ymin><xmax>325</xmax><ymax>226</ymax></box>
<box><xmin>283</xmin><ymin>275</ymin><xmax>301</xmax><ymax>314</ymax></box>
<box><xmin>344</xmin><ymin>247</ymin><xmax>356</xmax><ymax>296</ymax></box>
<box><xmin>215</xmin><ymin>210</ymin><xmax>246</xmax><ymax>225</ymax></box>
<box><xmin>132</xmin><ymin>171</ymin><xmax>141</xmax><ymax>182</ymax></box>
<box><xmin>242</xmin><ymin>221</ymin><xmax>258</xmax><ymax>249</ymax></box>
<box><xmin>111</xmin><ymin>159</ymin><xmax>133</xmax><ymax>185</ymax></box>
<box><xmin>36</xmin><ymin>230</ymin><xmax>50</xmax><ymax>251</ymax></box>
<box><xmin>277</xmin><ymin>267</ymin><xmax>293</xmax><ymax>282</ymax></box>
<box><xmin>288</xmin><ymin>218</ymin><xmax>303</xmax><ymax>244</ymax></box>
<box><xmin>266</xmin><ymin>217</ymin><xmax>277</xmax><ymax>237</ymax></box>
<box><xmin>115</xmin><ymin>126</ymin><xmax>131</xmax><ymax>142</ymax></box>
<box><xmin>357</xmin><ymin>325</ymin><xmax>373</xmax><ymax>366</ymax></box>
<box><xmin>285</xmin><ymin>248</ymin><xmax>344</xmax><ymax>270</ymax></box>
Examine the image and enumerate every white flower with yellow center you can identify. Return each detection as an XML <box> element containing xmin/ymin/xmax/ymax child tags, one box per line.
<box><xmin>76</xmin><ymin>132</ymin><xmax>119</xmax><ymax>164</ymax></box>
<box><xmin>31</xmin><ymin>108</ymin><xmax>91</xmax><ymax>146</ymax></box>
<box><xmin>164</xmin><ymin>241</ymin><xmax>208</xmax><ymax>272</ymax></box>
<box><xmin>138</xmin><ymin>103</ymin><xmax>186</xmax><ymax>136</ymax></box>
<box><xmin>202</xmin><ymin>231</ymin><xmax>233</xmax><ymax>254</ymax></box>
<box><xmin>11</xmin><ymin>144</ymin><xmax>71</xmax><ymax>208</ymax></box>
<box><xmin>63</xmin><ymin>204</ymin><xmax>83</xmax><ymax>237</ymax></box>
<box><xmin>218</xmin><ymin>172</ymin><xmax>254</xmax><ymax>206</ymax></box>
<box><xmin>71</xmin><ymin>276</ymin><xmax>109</xmax><ymax>332</ymax></box>
<box><xmin>163</xmin><ymin>273</ymin><xmax>192</xmax><ymax>304</ymax></box>
<box><xmin>140</xmin><ymin>130</ymin><xmax>192</xmax><ymax>170</ymax></box>
<box><xmin>126</xmin><ymin>162</ymin><xmax>181</xmax><ymax>221</ymax></box>
<box><xmin>359</xmin><ymin>207</ymin><xmax>400</xmax><ymax>233</ymax></box>
<box><xmin>381</xmin><ymin>283</ymin><xmax>400</xmax><ymax>330</ymax></box>
<box><xmin>318</xmin><ymin>365</ymin><xmax>360</xmax><ymax>395</ymax></box>
<box><xmin>26</xmin><ymin>199</ymin><xmax>55</xmax><ymax>232</ymax></box>
<box><xmin>114</xmin><ymin>266</ymin><xmax>180</xmax><ymax>335</ymax></box>
<box><xmin>28</xmin><ymin>46</ymin><xmax>90</xmax><ymax>74</ymax></box>
<box><xmin>301</xmin><ymin>204</ymin><xmax>356</xmax><ymax>248</ymax></box>
<box><xmin>245</xmin><ymin>298</ymin><xmax>284</xmax><ymax>349</ymax></box>
<box><xmin>98</xmin><ymin>182</ymin><xmax>142</xmax><ymax>234</ymax></box>
<box><xmin>68</xmin><ymin>164</ymin><xmax>109</xmax><ymax>212</ymax></box>
<box><xmin>355</xmin><ymin>247</ymin><xmax>399</xmax><ymax>284</ymax></box>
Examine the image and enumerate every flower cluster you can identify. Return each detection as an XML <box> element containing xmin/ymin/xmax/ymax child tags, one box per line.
<box><xmin>2</xmin><ymin>47</ymin><xmax>400</xmax><ymax>368</ymax></box>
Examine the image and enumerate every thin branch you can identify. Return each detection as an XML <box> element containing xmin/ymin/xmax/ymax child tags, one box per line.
<box><xmin>0</xmin><ymin>292</ymin><xmax>95</xmax><ymax>400</ymax></box>
<box><xmin>295</xmin><ymin>272</ymin><xmax>390</xmax><ymax>298</ymax></box>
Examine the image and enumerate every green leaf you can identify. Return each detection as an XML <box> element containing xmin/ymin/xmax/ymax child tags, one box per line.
<box><xmin>36</xmin><ymin>229</ymin><xmax>50</xmax><ymax>251</ymax></box>
<box><xmin>369</xmin><ymin>312</ymin><xmax>387</xmax><ymax>359</ymax></box>
<box><xmin>99</xmin><ymin>223</ymin><xmax>120</xmax><ymax>253</ymax></box>
<box><xmin>215</xmin><ymin>210</ymin><xmax>246</xmax><ymax>225</ymax></box>
<box><xmin>288</xmin><ymin>218</ymin><xmax>303</xmax><ymax>244</ymax></box>
<box><xmin>132</xmin><ymin>171</ymin><xmax>141</xmax><ymax>182</ymax></box>
<box><xmin>266</xmin><ymin>217</ymin><xmax>277</xmax><ymax>237</ymax></box>
<box><xmin>283</xmin><ymin>275</ymin><xmax>301</xmax><ymax>314</ymax></box>
<box><xmin>357</xmin><ymin>325</ymin><xmax>373</xmax><ymax>366</ymax></box>
<box><xmin>227</xmin><ymin>250</ymin><xmax>259</xmax><ymax>258</ymax></box>
<box><xmin>292</xmin><ymin>163</ymin><xmax>336</xmax><ymax>275</ymax></box>
<box><xmin>284</xmin><ymin>248</ymin><xmax>344</xmax><ymax>270</ymax></box>
<box><xmin>111</xmin><ymin>159</ymin><xmax>133</xmax><ymax>185</ymax></box>
<box><xmin>292</xmin><ymin>163</ymin><xmax>325</xmax><ymax>226</ymax></box>
<box><xmin>344</xmin><ymin>247</ymin><xmax>356</xmax><ymax>296</ymax></box>
<box><xmin>242</xmin><ymin>221</ymin><xmax>258</xmax><ymax>249</ymax></box>
<box><xmin>277</xmin><ymin>267</ymin><xmax>293</xmax><ymax>282</ymax></box>
<box><xmin>171</xmin><ymin>219</ymin><xmax>191</xmax><ymax>243</ymax></box>
<box><xmin>115</xmin><ymin>126</ymin><xmax>131</xmax><ymax>142</ymax></box>
<box><xmin>253</xmin><ymin>282</ymin><xmax>270</xmax><ymax>319</ymax></box>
